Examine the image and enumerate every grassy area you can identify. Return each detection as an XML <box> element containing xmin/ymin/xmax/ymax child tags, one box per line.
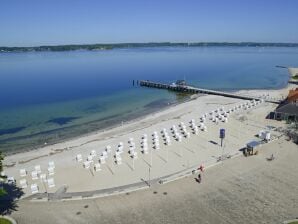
<box><xmin>288</xmin><ymin>222</ymin><xmax>298</xmax><ymax>224</ymax></box>
<box><xmin>0</xmin><ymin>188</ymin><xmax>7</xmax><ymax>197</ymax></box>
<box><xmin>0</xmin><ymin>217</ymin><xmax>12</xmax><ymax>224</ymax></box>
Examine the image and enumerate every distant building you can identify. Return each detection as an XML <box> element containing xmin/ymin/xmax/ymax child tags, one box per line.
<box><xmin>273</xmin><ymin>88</ymin><xmax>298</xmax><ymax>121</ymax></box>
<box><xmin>287</xmin><ymin>88</ymin><xmax>298</xmax><ymax>103</ymax></box>
<box><xmin>170</xmin><ymin>80</ymin><xmax>186</xmax><ymax>87</ymax></box>
<box><xmin>175</xmin><ymin>80</ymin><xmax>186</xmax><ymax>86</ymax></box>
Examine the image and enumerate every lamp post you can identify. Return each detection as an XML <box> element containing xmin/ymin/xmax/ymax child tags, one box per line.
<box><xmin>219</xmin><ymin>128</ymin><xmax>225</xmax><ymax>162</ymax></box>
<box><xmin>148</xmin><ymin>167</ymin><xmax>151</xmax><ymax>187</ymax></box>
<box><xmin>150</xmin><ymin>148</ymin><xmax>153</xmax><ymax>167</ymax></box>
<box><xmin>166</xmin><ymin>147</ymin><xmax>169</xmax><ymax>162</ymax></box>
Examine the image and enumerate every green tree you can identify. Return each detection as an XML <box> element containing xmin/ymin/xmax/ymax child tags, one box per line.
<box><xmin>0</xmin><ymin>151</ymin><xmax>4</xmax><ymax>176</ymax></box>
<box><xmin>0</xmin><ymin>151</ymin><xmax>7</xmax><ymax>196</ymax></box>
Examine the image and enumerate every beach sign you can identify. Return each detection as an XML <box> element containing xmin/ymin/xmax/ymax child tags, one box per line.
<box><xmin>220</xmin><ymin>128</ymin><xmax>225</xmax><ymax>147</ymax></box>
<box><xmin>220</xmin><ymin>128</ymin><xmax>225</xmax><ymax>139</ymax></box>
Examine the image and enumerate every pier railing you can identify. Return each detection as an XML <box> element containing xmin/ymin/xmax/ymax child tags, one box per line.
<box><xmin>139</xmin><ymin>80</ymin><xmax>281</xmax><ymax>104</ymax></box>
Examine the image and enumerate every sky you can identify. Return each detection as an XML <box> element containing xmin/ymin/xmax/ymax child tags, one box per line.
<box><xmin>0</xmin><ymin>0</ymin><xmax>298</xmax><ymax>46</ymax></box>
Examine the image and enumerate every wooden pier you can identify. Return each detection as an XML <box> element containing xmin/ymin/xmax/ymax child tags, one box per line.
<box><xmin>139</xmin><ymin>80</ymin><xmax>281</xmax><ymax>104</ymax></box>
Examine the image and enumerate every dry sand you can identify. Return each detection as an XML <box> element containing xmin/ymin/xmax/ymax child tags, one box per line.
<box><xmin>3</xmin><ymin>84</ymin><xmax>296</xmax><ymax>197</ymax></box>
<box><xmin>10</xmin><ymin>137</ymin><xmax>298</xmax><ymax>224</ymax></box>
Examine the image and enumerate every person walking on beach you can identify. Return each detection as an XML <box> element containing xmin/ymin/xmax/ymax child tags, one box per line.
<box><xmin>199</xmin><ymin>164</ymin><xmax>204</xmax><ymax>172</ymax></box>
<box><xmin>198</xmin><ymin>173</ymin><xmax>202</xmax><ymax>183</ymax></box>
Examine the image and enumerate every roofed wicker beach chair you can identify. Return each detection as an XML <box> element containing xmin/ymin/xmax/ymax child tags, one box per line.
<box><xmin>87</xmin><ymin>155</ymin><xmax>93</xmax><ymax>162</ymax></box>
<box><xmin>115</xmin><ymin>156</ymin><xmax>122</xmax><ymax>165</ymax></box>
<box><xmin>76</xmin><ymin>154</ymin><xmax>83</xmax><ymax>162</ymax></box>
<box><xmin>20</xmin><ymin>179</ymin><xmax>27</xmax><ymax>189</ymax></box>
<box><xmin>90</xmin><ymin>150</ymin><xmax>96</xmax><ymax>158</ymax></box>
<box><xmin>34</xmin><ymin>165</ymin><xmax>41</xmax><ymax>174</ymax></box>
<box><xmin>48</xmin><ymin>167</ymin><xmax>55</xmax><ymax>176</ymax></box>
<box><xmin>31</xmin><ymin>170</ymin><xmax>38</xmax><ymax>180</ymax></box>
<box><xmin>83</xmin><ymin>161</ymin><xmax>91</xmax><ymax>169</ymax></box>
<box><xmin>105</xmin><ymin>145</ymin><xmax>112</xmax><ymax>153</ymax></box>
<box><xmin>47</xmin><ymin>178</ymin><xmax>55</xmax><ymax>188</ymax></box>
<box><xmin>31</xmin><ymin>183</ymin><xmax>39</xmax><ymax>194</ymax></box>
<box><xmin>94</xmin><ymin>163</ymin><xmax>101</xmax><ymax>172</ymax></box>
<box><xmin>20</xmin><ymin>168</ymin><xmax>27</xmax><ymax>177</ymax></box>
<box><xmin>48</xmin><ymin>161</ymin><xmax>55</xmax><ymax>169</ymax></box>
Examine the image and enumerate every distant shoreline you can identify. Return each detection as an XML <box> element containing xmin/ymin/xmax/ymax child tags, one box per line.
<box><xmin>1</xmin><ymin>42</ymin><xmax>298</xmax><ymax>53</ymax></box>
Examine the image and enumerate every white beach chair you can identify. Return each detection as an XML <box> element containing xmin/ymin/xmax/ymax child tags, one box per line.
<box><xmin>87</xmin><ymin>155</ymin><xmax>93</xmax><ymax>162</ymax></box>
<box><xmin>48</xmin><ymin>161</ymin><xmax>55</xmax><ymax>169</ymax></box>
<box><xmin>153</xmin><ymin>133</ymin><xmax>159</xmax><ymax>139</ymax></box>
<box><xmin>102</xmin><ymin>151</ymin><xmax>108</xmax><ymax>159</ymax></box>
<box><xmin>83</xmin><ymin>161</ymin><xmax>91</xmax><ymax>169</ymax></box>
<box><xmin>47</xmin><ymin>178</ymin><xmax>55</xmax><ymax>188</ymax></box>
<box><xmin>143</xmin><ymin>147</ymin><xmax>149</xmax><ymax>154</ymax></box>
<box><xmin>115</xmin><ymin>156</ymin><xmax>122</xmax><ymax>165</ymax></box>
<box><xmin>35</xmin><ymin>165</ymin><xmax>41</xmax><ymax>174</ymax></box>
<box><xmin>128</xmin><ymin>147</ymin><xmax>135</xmax><ymax>155</ymax></box>
<box><xmin>31</xmin><ymin>184</ymin><xmax>39</xmax><ymax>194</ymax></box>
<box><xmin>117</xmin><ymin>145</ymin><xmax>124</xmax><ymax>153</ymax></box>
<box><xmin>128</xmin><ymin>137</ymin><xmax>134</xmax><ymax>143</ymax></box>
<box><xmin>90</xmin><ymin>150</ymin><xmax>96</xmax><ymax>158</ymax></box>
<box><xmin>20</xmin><ymin>179</ymin><xmax>27</xmax><ymax>189</ymax></box>
<box><xmin>7</xmin><ymin>176</ymin><xmax>15</xmax><ymax>185</ymax></box>
<box><xmin>142</xmin><ymin>134</ymin><xmax>147</xmax><ymax>139</ymax></box>
<box><xmin>20</xmin><ymin>168</ymin><xmax>27</xmax><ymax>177</ymax></box>
<box><xmin>76</xmin><ymin>154</ymin><xmax>83</xmax><ymax>162</ymax></box>
<box><xmin>31</xmin><ymin>170</ymin><xmax>38</xmax><ymax>180</ymax></box>
<box><xmin>142</xmin><ymin>140</ymin><xmax>148</xmax><ymax>145</ymax></box>
<box><xmin>99</xmin><ymin>156</ymin><xmax>106</xmax><ymax>164</ymax></box>
<box><xmin>132</xmin><ymin>151</ymin><xmax>138</xmax><ymax>159</ymax></box>
<box><xmin>115</xmin><ymin>151</ymin><xmax>121</xmax><ymax>157</ymax></box>
<box><xmin>177</xmin><ymin>135</ymin><xmax>182</xmax><ymax>142</ymax></box>
<box><xmin>39</xmin><ymin>173</ymin><xmax>47</xmax><ymax>181</ymax></box>
<box><xmin>48</xmin><ymin>167</ymin><xmax>55</xmax><ymax>176</ymax></box>
<box><xmin>94</xmin><ymin>163</ymin><xmax>101</xmax><ymax>172</ymax></box>
<box><xmin>166</xmin><ymin>140</ymin><xmax>172</xmax><ymax>146</ymax></box>
<box><xmin>105</xmin><ymin>145</ymin><xmax>111</xmax><ymax>153</ymax></box>
<box><xmin>194</xmin><ymin>128</ymin><xmax>199</xmax><ymax>135</ymax></box>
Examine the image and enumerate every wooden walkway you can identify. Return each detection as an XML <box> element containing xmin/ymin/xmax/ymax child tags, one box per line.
<box><xmin>139</xmin><ymin>80</ymin><xmax>281</xmax><ymax>104</ymax></box>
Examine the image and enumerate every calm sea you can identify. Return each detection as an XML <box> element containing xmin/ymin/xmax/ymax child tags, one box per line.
<box><xmin>0</xmin><ymin>46</ymin><xmax>297</xmax><ymax>153</ymax></box>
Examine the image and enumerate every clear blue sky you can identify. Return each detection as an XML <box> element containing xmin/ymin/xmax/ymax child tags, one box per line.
<box><xmin>1</xmin><ymin>0</ymin><xmax>298</xmax><ymax>46</ymax></box>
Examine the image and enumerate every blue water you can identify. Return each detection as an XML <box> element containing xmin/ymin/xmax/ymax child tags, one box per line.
<box><xmin>0</xmin><ymin>46</ymin><xmax>297</xmax><ymax>153</ymax></box>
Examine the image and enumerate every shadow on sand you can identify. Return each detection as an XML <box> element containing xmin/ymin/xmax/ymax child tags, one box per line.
<box><xmin>0</xmin><ymin>182</ymin><xmax>24</xmax><ymax>215</ymax></box>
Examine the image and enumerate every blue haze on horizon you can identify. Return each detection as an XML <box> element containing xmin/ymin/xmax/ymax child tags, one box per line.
<box><xmin>1</xmin><ymin>0</ymin><xmax>298</xmax><ymax>47</ymax></box>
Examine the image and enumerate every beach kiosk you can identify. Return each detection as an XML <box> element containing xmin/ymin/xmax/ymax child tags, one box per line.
<box><xmin>245</xmin><ymin>141</ymin><xmax>260</xmax><ymax>156</ymax></box>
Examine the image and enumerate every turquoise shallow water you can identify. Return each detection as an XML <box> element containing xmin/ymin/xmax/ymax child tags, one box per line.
<box><xmin>0</xmin><ymin>46</ymin><xmax>297</xmax><ymax>153</ymax></box>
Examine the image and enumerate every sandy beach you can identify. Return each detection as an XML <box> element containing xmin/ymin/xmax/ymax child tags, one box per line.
<box><xmin>2</xmin><ymin>83</ymin><xmax>296</xmax><ymax>198</ymax></box>
<box><xmin>9</xmin><ymin>135</ymin><xmax>298</xmax><ymax>224</ymax></box>
<box><xmin>288</xmin><ymin>67</ymin><xmax>298</xmax><ymax>77</ymax></box>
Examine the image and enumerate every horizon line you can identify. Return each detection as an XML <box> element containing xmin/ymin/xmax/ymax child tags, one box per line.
<box><xmin>2</xmin><ymin>41</ymin><xmax>298</xmax><ymax>48</ymax></box>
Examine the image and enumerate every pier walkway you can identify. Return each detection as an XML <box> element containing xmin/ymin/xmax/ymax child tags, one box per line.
<box><xmin>140</xmin><ymin>80</ymin><xmax>281</xmax><ymax>104</ymax></box>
